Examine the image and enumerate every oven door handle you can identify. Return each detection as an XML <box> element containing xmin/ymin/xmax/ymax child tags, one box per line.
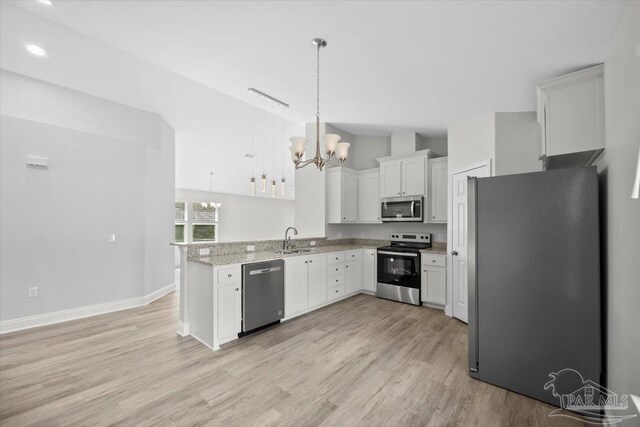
<box><xmin>377</xmin><ymin>251</ymin><xmax>419</xmax><ymax>257</ymax></box>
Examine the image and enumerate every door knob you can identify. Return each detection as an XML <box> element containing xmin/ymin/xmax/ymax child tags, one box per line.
<box><xmin>451</xmin><ymin>250</ymin><xmax>459</xmax><ymax>256</ymax></box>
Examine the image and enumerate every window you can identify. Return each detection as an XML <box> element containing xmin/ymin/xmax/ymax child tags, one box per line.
<box><xmin>191</xmin><ymin>202</ymin><xmax>219</xmax><ymax>242</ymax></box>
<box><xmin>175</xmin><ymin>201</ymin><xmax>186</xmax><ymax>243</ymax></box>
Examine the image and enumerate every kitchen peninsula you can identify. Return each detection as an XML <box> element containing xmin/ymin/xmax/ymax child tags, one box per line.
<box><xmin>173</xmin><ymin>236</ymin><xmax>447</xmax><ymax>350</ymax></box>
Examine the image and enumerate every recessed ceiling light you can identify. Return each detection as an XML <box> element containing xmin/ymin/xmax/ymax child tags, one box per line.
<box><xmin>38</xmin><ymin>0</ymin><xmax>53</xmax><ymax>5</ymax></box>
<box><xmin>26</xmin><ymin>44</ymin><xmax>46</xmax><ymax>56</ymax></box>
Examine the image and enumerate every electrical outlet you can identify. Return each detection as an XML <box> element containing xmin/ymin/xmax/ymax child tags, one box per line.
<box><xmin>28</xmin><ymin>287</ymin><xmax>38</xmax><ymax>298</ymax></box>
<box><xmin>437</xmin><ymin>234</ymin><xmax>444</xmax><ymax>241</ymax></box>
<box><xmin>247</xmin><ymin>245</ymin><xmax>255</xmax><ymax>252</ymax></box>
<box><xmin>310</xmin><ymin>241</ymin><xmax>316</xmax><ymax>246</ymax></box>
<box><xmin>199</xmin><ymin>248</ymin><xmax>210</xmax><ymax>256</ymax></box>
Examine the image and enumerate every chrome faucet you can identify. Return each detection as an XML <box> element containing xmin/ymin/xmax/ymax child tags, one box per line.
<box><xmin>283</xmin><ymin>227</ymin><xmax>298</xmax><ymax>251</ymax></box>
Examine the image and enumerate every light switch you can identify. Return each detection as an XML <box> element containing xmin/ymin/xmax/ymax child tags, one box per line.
<box><xmin>199</xmin><ymin>248</ymin><xmax>210</xmax><ymax>256</ymax></box>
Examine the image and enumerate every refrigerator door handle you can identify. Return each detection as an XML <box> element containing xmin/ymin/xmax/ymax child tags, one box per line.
<box><xmin>467</xmin><ymin>176</ymin><xmax>480</xmax><ymax>377</ymax></box>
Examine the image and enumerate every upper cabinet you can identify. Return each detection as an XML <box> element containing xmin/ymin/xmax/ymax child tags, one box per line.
<box><xmin>327</xmin><ymin>167</ymin><xmax>359</xmax><ymax>224</ymax></box>
<box><xmin>378</xmin><ymin>151</ymin><xmax>434</xmax><ymax>198</ymax></box>
<box><xmin>402</xmin><ymin>157</ymin><xmax>426</xmax><ymax>196</ymax></box>
<box><xmin>358</xmin><ymin>169</ymin><xmax>381</xmax><ymax>223</ymax></box>
<box><xmin>537</xmin><ymin>64</ymin><xmax>604</xmax><ymax>168</ymax></box>
<box><xmin>379</xmin><ymin>160</ymin><xmax>402</xmax><ymax>197</ymax></box>
<box><xmin>428</xmin><ymin>157</ymin><xmax>447</xmax><ymax>223</ymax></box>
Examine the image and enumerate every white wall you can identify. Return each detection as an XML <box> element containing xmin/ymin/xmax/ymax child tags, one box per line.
<box><xmin>350</xmin><ymin>135</ymin><xmax>391</xmax><ymax>170</ymax></box>
<box><xmin>326</xmin><ymin>223</ymin><xmax>447</xmax><ymax>242</ymax></box>
<box><xmin>0</xmin><ymin>5</ymin><xmax>303</xmax><ymax>197</ymax></box>
<box><xmin>594</xmin><ymin>1</ymin><xmax>640</xmax><ymax>399</ymax></box>
<box><xmin>494</xmin><ymin>112</ymin><xmax>541</xmax><ymax>176</ymax></box>
<box><xmin>175</xmin><ymin>188</ymin><xmax>295</xmax><ymax>243</ymax></box>
<box><xmin>0</xmin><ymin>71</ymin><xmax>175</xmax><ymax>322</ymax></box>
<box><xmin>417</xmin><ymin>135</ymin><xmax>448</xmax><ymax>156</ymax></box>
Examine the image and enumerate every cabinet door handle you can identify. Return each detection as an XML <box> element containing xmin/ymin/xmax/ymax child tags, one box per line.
<box><xmin>235</xmin><ymin>288</ymin><xmax>239</xmax><ymax>291</ymax></box>
<box><xmin>346</xmin><ymin>265</ymin><xmax>349</xmax><ymax>268</ymax></box>
<box><xmin>432</xmin><ymin>260</ymin><xmax>436</xmax><ymax>263</ymax></box>
<box><xmin>227</xmin><ymin>274</ymin><xmax>232</xmax><ymax>278</ymax></box>
<box><xmin>451</xmin><ymin>250</ymin><xmax>459</xmax><ymax>256</ymax></box>
<box><xmin>305</xmin><ymin>261</ymin><xmax>308</xmax><ymax>264</ymax></box>
<box><xmin>309</xmin><ymin>260</ymin><xmax>313</xmax><ymax>263</ymax></box>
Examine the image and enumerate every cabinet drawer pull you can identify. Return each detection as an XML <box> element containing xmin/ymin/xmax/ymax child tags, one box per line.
<box><xmin>235</xmin><ymin>288</ymin><xmax>239</xmax><ymax>291</ymax></box>
<box><xmin>227</xmin><ymin>274</ymin><xmax>232</xmax><ymax>278</ymax></box>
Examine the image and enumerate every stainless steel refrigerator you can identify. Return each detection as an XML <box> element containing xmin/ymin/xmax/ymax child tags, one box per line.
<box><xmin>467</xmin><ymin>166</ymin><xmax>601</xmax><ymax>406</ymax></box>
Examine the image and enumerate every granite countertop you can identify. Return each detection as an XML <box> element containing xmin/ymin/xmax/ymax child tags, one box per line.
<box><xmin>420</xmin><ymin>246</ymin><xmax>448</xmax><ymax>255</ymax></box>
<box><xmin>189</xmin><ymin>243</ymin><xmax>382</xmax><ymax>267</ymax></box>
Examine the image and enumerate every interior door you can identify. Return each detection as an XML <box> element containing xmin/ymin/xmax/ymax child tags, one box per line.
<box><xmin>451</xmin><ymin>164</ymin><xmax>490</xmax><ymax>323</ymax></box>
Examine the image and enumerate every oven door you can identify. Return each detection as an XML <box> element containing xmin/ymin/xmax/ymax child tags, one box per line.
<box><xmin>377</xmin><ymin>250</ymin><xmax>421</xmax><ymax>289</ymax></box>
<box><xmin>380</xmin><ymin>197</ymin><xmax>423</xmax><ymax>222</ymax></box>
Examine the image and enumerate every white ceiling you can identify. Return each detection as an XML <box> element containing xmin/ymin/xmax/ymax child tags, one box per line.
<box><xmin>8</xmin><ymin>0</ymin><xmax>625</xmax><ymax>136</ymax></box>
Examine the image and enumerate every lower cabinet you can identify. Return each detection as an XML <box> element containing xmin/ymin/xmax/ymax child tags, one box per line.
<box><xmin>421</xmin><ymin>254</ymin><xmax>446</xmax><ymax>307</ymax></box>
<box><xmin>363</xmin><ymin>249</ymin><xmax>376</xmax><ymax>292</ymax></box>
<box><xmin>345</xmin><ymin>261</ymin><xmax>362</xmax><ymax>294</ymax></box>
<box><xmin>307</xmin><ymin>255</ymin><xmax>327</xmax><ymax>308</ymax></box>
<box><xmin>217</xmin><ymin>282</ymin><xmax>241</xmax><ymax>345</ymax></box>
<box><xmin>284</xmin><ymin>256</ymin><xmax>310</xmax><ymax>318</ymax></box>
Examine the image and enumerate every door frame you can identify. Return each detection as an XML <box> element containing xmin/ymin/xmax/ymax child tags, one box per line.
<box><xmin>445</xmin><ymin>159</ymin><xmax>492</xmax><ymax>318</ymax></box>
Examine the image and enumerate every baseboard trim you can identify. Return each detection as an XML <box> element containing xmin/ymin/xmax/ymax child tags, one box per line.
<box><xmin>0</xmin><ymin>283</ymin><xmax>176</xmax><ymax>334</ymax></box>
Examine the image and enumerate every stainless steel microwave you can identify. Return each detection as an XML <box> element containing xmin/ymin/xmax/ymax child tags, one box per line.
<box><xmin>380</xmin><ymin>196</ymin><xmax>423</xmax><ymax>222</ymax></box>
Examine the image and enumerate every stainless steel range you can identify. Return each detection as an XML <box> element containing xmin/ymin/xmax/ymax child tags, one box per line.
<box><xmin>377</xmin><ymin>233</ymin><xmax>431</xmax><ymax>305</ymax></box>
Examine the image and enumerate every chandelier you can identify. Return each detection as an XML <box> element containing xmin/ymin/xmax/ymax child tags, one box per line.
<box><xmin>290</xmin><ymin>38</ymin><xmax>350</xmax><ymax>171</ymax></box>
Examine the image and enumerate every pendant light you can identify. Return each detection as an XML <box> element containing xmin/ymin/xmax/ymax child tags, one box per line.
<box><xmin>280</xmin><ymin>105</ymin><xmax>287</xmax><ymax>196</ymax></box>
<box><xmin>271</xmin><ymin>102</ymin><xmax>277</xmax><ymax>198</ymax></box>
<box><xmin>260</xmin><ymin>97</ymin><xmax>267</xmax><ymax>193</ymax></box>
<box><xmin>289</xmin><ymin>38</ymin><xmax>350</xmax><ymax>171</ymax></box>
<box><xmin>246</xmin><ymin>88</ymin><xmax>290</xmax><ymax>195</ymax></box>
<box><xmin>249</xmin><ymin>92</ymin><xmax>257</xmax><ymax>196</ymax></box>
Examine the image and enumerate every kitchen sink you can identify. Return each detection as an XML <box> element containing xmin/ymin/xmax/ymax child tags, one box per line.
<box><xmin>273</xmin><ymin>248</ymin><xmax>315</xmax><ymax>255</ymax></box>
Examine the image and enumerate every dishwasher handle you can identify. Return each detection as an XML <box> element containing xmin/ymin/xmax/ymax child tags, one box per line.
<box><xmin>249</xmin><ymin>266</ymin><xmax>282</xmax><ymax>275</ymax></box>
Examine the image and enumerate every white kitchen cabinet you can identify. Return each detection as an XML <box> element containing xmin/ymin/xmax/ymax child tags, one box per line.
<box><xmin>401</xmin><ymin>156</ymin><xmax>426</xmax><ymax>196</ymax></box>
<box><xmin>217</xmin><ymin>283</ymin><xmax>242</xmax><ymax>344</ymax></box>
<box><xmin>327</xmin><ymin>167</ymin><xmax>358</xmax><ymax>223</ymax></box>
<box><xmin>428</xmin><ymin>157</ymin><xmax>448</xmax><ymax>223</ymax></box>
<box><xmin>379</xmin><ymin>160</ymin><xmax>402</xmax><ymax>198</ymax></box>
<box><xmin>307</xmin><ymin>255</ymin><xmax>327</xmax><ymax>308</ymax></box>
<box><xmin>285</xmin><ymin>254</ymin><xmax>326</xmax><ymax>316</ymax></box>
<box><xmin>421</xmin><ymin>254</ymin><xmax>446</xmax><ymax>307</ymax></box>
<box><xmin>363</xmin><ymin>249</ymin><xmax>377</xmax><ymax>293</ymax></box>
<box><xmin>378</xmin><ymin>151</ymin><xmax>434</xmax><ymax>200</ymax></box>
<box><xmin>358</xmin><ymin>169</ymin><xmax>381</xmax><ymax>223</ymax></box>
<box><xmin>537</xmin><ymin>64</ymin><xmax>604</xmax><ymax>166</ymax></box>
<box><xmin>284</xmin><ymin>256</ymin><xmax>309</xmax><ymax>317</ymax></box>
<box><xmin>345</xmin><ymin>261</ymin><xmax>362</xmax><ymax>294</ymax></box>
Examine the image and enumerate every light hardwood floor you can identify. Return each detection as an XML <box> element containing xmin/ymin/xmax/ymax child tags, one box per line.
<box><xmin>0</xmin><ymin>293</ymin><xmax>583</xmax><ymax>426</ymax></box>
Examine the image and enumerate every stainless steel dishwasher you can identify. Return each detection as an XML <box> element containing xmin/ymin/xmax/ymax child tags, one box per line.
<box><xmin>241</xmin><ymin>259</ymin><xmax>285</xmax><ymax>335</ymax></box>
